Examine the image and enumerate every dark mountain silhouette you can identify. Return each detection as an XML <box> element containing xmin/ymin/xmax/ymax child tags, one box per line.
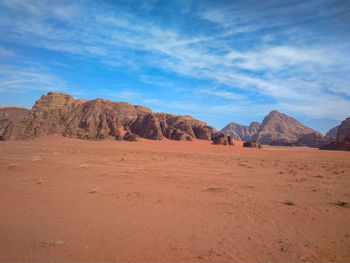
<box><xmin>0</xmin><ymin>92</ymin><xmax>232</xmax><ymax>145</ymax></box>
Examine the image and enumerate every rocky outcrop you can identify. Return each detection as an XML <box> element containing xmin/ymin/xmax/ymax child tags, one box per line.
<box><xmin>220</xmin><ymin>121</ymin><xmax>261</xmax><ymax>141</ymax></box>
<box><xmin>320</xmin><ymin>118</ymin><xmax>350</xmax><ymax>151</ymax></box>
<box><xmin>0</xmin><ymin>106</ymin><xmax>29</xmax><ymax>121</ymax></box>
<box><xmin>243</xmin><ymin>141</ymin><xmax>261</xmax><ymax>148</ymax></box>
<box><xmin>0</xmin><ymin>92</ymin><xmax>231</xmax><ymax>145</ymax></box>
<box><xmin>212</xmin><ymin>133</ymin><xmax>233</xmax><ymax>145</ymax></box>
<box><xmin>325</xmin><ymin>125</ymin><xmax>339</xmax><ymax>139</ymax></box>
<box><xmin>128</xmin><ymin>112</ymin><xmax>233</xmax><ymax>144</ymax></box>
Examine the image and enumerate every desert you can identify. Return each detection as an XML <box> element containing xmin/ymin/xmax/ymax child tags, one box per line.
<box><xmin>1</xmin><ymin>135</ymin><xmax>349</xmax><ymax>262</ymax></box>
<box><xmin>2</xmin><ymin>0</ymin><xmax>350</xmax><ymax>262</ymax></box>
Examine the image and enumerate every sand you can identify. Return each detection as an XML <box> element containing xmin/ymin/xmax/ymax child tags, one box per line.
<box><xmin>0</xmin><ymin>135</ymin><xmax>349</xmax><ymax>262</ymax></box>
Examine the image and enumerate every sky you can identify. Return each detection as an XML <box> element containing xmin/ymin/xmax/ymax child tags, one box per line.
<box><xmin>0</xmin><ymin>0</ymin><xmax>350</xmax><ymax>134</ymax></box>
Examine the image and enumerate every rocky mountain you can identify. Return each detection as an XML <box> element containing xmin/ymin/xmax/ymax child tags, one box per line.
<box><xmin>325</xmin><ymin>125</ymin><xmax>339</xmax><ymax>139</ymax></box>
<box><xmin>220</xmin><ymin>121</ymin><xmax>261</xmax><ymax>141</ymax></box>
<box><xmin>321</xmin><ymin>117</ymin><xmax>350</xmax><ymax>151</ymax></box>
<box><xmin>0</xmin><ymin>106</ymin><xmax>29</xmax><ymax>121</ymax></box>
<box><xmin>255</xmin><ymin>110</ymin><xmax>328</xmax><ymax>147</ymax></box>
<box><xmin>0</xmin><ymin>92</ymin><xmax>232</xmax><ymax>145</ymax></box>
<box><xmin>221</xmin><ymin>110</ymin><xmax>331</xmax><ymax>148</ymax></box>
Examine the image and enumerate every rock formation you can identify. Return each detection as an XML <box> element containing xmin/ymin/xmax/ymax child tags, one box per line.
<box><xmin>221</xmin><ymin>110</ymin><xmax>331</xmax><ymax>148</ymax></box>
<box><xmin>220</xmin><ymin>121</ymin><xmax>261</xmax><ymax>141</ymax></box>
<box><xmin>0</xmin><ymin>92</ymin><xmax>232</xmax><ymax>145</ymax></box>
<box><xmin>325</xmin><ymin>125</ymin><xmax>339</xmax><ymax>139</ymax></box>
<box><xmin>243</xmin><ymin>141</ymin><xmax>262</xmax><ymax>148</ymax></box>
<box><xmin>212</xmin><ymin>133</ymin><xmax>233</xmax><ymax>145</ymax></box>
<box><xmin>320</xmin><ymin>117</ymin><xmax>350</xmax><ymax>151</ymax></box>
<box><xmin>0</xmin><ymin>106</ymin><xmax>29</xmax><ymax>121</ymax></box>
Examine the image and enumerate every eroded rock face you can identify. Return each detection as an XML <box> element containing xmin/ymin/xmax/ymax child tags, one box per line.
<box><xmin>337</xmin><ymin>118</ymin><xmax>350</xmax><ymax>142</ymax></box>
<box><xmin>0</xmin><ymin>106</ymin><xmax>29</xmax><ymax>121</ymax></box>
<box><xmin>325</xmin><ymin>125</ymin><xmax>339</xmax><ymax>139</ymax></box>
<box><xmin>321</xmin><ymin>118</ymin><xmax>350</xmax><ymax>151</ymax></box>
<box><xmin>0</xmin><ymin>92</ymin><xmax>231</xmax><ymax>145</ymax></box>
<box><xmin>220</xmin><ymin>121</ymin><xmax>261</xmax><ymax>141</ymax></box>
<box><xmin>0</xmin><ymin>107</ymin><xmax>30</xmax><ymax>141</ymax></box>
<box><xmin>129</xmin><ymin>112</ymin><xmax>226</xmax><ymax>142</ymax></box>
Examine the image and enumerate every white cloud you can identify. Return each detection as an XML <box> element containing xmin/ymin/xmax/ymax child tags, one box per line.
<box><xmin>199</xmin><ymin>88</ymin><xmax>246</xmax><ymax>100</ymax></box>
<box><xmin>226</xmin><ymin>46</ymin><xmax>335</xmax><ymax>71</ymax></box>
<box><xmin>0</xmin><ymin>66</ymin><xmax>66</xmax><ymax>93</ymax></box>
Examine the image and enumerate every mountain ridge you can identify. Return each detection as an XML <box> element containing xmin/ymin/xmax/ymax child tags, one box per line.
<box><xmin>0</xmin><ymin>92</ymin><xmax>232</xmax><ymax>145</ymax></box>
<box><xmin>221</xmin><ymin>110</ymin><xmax>332</xmax><ymax>148</ymax></box>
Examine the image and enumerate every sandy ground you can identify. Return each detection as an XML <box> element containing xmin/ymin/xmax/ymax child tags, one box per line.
<box><xmin>0</xmin><ymin>135</ymin><xmax>349</xmax><ymax>262</ymax></box>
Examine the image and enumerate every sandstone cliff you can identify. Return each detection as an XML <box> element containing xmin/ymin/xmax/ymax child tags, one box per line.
<box><xmin>0</xmin><ymin>92</ymin><xmax>232</xmax><ymax>145</ymax></box>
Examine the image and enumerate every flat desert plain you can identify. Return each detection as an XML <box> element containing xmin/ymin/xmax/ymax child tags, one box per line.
<box><xmin>0</xmin><ymin>135</ymin><xmax>349</xmax><ymax>262</ymax></box>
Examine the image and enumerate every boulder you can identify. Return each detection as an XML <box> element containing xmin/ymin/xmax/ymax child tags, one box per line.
<box><xmin>243</xmin><ymin>141</ymin><xmax>262</xmax><ymax>148</ymax></box>
<box><xmin>212</xmin><ymin>133</ymin><xmax>233</xmax><ymax>145</ymax></box>
<box><xmin>123</xmin><ymin>132</ymin><xmax>138</xmax><ymax>141</ymax></box>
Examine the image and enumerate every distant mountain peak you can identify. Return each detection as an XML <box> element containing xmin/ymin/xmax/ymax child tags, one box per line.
<box><xmin>220</xmin><ymin>121</ymin><xmax>261</xmax><ymax>141</ymax></box>
<box><xmin>221</xmin><ymin>110</ymin><xmax>331</xmax><ymax>148</ymax></box>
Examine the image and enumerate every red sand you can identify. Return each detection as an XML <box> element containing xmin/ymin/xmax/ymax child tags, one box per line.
<box><xmin>0</xmin><ymin>135</ymin><xmax>349</xmax><ymax>262</ymax></box>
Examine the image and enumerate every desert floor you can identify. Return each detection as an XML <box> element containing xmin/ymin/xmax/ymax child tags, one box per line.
<box><xmin>0</xmin><ymin>135</ymin><xmax>349</xmax><ymax>262</ymax></box>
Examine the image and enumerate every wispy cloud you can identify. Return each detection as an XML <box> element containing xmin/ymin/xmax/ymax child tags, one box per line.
<box><xmin>0</xmin><ymin>66</ymin><xmax>66</xmax><ymax>93</ymax></box>
<box><xmin>199</xmin><ymin>88</ymin><xmax>246</xmax><ymax>100</ymax></box>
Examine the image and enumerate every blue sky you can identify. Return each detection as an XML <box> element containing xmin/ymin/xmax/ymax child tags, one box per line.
<box><xmin>1</xmin><ymin>0</ymin><xmax>350</xmax><ymax>133</ymax></box>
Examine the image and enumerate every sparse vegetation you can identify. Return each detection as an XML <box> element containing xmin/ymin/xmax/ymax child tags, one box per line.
<box><xmin>202</xmin><ymin>187</ymin><xmax>224</xmax><ymax>193</ymax></box>
<box><xmin>8</xmin><ymin>163</ymin><xmax>18</xmax><ymax>169</ymax></box>
<box><xmin>36</xmin><ymin>177</ymin><xmax>43</xmax><ymax>184</ymax></box>
<box><xmin>334</xmin><ymin>200</ymin><xmax>348</xmax><ymax>207</ymax></box>
<box><xmin>283</xmin><ymin>200</ymin><xmax>295</xmax><ymax>206</ymax></box>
